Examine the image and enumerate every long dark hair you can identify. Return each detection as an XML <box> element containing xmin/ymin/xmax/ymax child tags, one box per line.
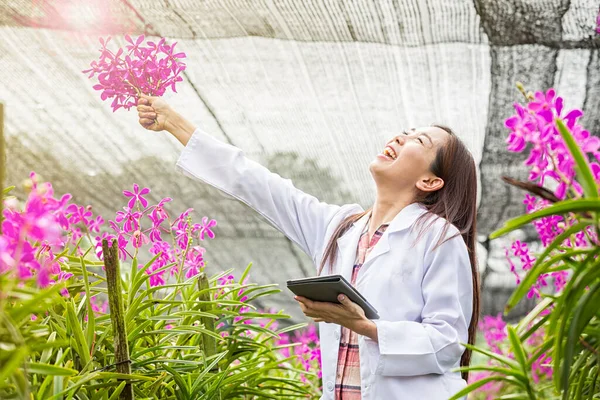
<box><xmin>318</xmin><ymin>125</ymin><xmax>480</xmax><ymax>381</ymax></box>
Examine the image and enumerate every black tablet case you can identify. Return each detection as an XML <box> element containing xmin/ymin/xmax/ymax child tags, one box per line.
<box><xmin>286</xmin><ymin>274</ymin><xmax>380</xmax><ymax>320</ymax></box>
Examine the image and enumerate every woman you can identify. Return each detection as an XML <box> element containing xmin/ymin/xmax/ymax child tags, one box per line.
<box><xmin>137</xmin><ymin>95</ymin><xmax>480</xmax><ymax>400</ymax></box>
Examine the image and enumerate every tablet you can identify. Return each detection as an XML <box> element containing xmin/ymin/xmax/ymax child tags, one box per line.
<box><xmin>286</xmin><ymin>274</ymin><xmax>380</xmax><ymax>320</ymax></box>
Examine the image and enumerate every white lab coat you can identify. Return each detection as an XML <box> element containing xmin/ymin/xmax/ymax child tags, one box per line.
<box><xmin>176</xmin><ymin>129</ymin><xmax>472</xmax><ymax>400</ymax></box>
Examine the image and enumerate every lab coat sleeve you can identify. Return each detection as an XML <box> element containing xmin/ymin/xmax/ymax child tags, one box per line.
<box><xmin>366</xmin><ymin>230</ymin><xmax>473</xmax><ymax>376</ymax></box>
<box><xmin>175</xmin><ymin>128</ymin><xmax>346</xmax><ymax>263</ymax></box>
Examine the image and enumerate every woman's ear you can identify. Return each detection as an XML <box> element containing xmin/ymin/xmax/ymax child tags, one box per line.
<box><xmin>416</xmin><ymin>176</ymin><xmax>444</xmax><ymax>193</ymax></box>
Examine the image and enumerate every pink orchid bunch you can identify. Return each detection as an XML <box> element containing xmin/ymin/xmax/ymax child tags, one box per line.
<box><xmin>468</xmin><ymin>88</ymin><xmax>600</xmax><ymax>398</ymax></box>
<box><xmin>1</xmin><ymin>172</ymin><xmax>75</xmax><ymax>291</ymax></box>
<box><xmin>207</xmin><ymin>272</ymin><xmax>322</xmax><ymax>388</ymax></box>
<box><xmin>0</xmin><ymin>171</ymin><xmax>217</xmax><ymax>290</ymax></box>
<box><xmin>209</xmin><ymin>274</ymin><xmax>323</xmax><ymax>389</ymax></box>
<box><xmin>503</xmin><ymin>88</ymin><xmax>599</xmax><ymax>300</ymax></box>
<box><xmin>83</xmin><ymin>35</ymin><xmax>186</xmax><ymax>112</ymax></box>
<box><xmin>96</xmin><ymin>183</ymin><xmax>217</xmax><ymax>287</ymax></box>
<box><xmin>505</xmin><ymin>88</ymin><xmax>600</xmax><ymax>200</ymax></box>
<box><xmin>276</xmin><ymin>324</ymin><xmax>322</xmax><ymax>387</ymax></box>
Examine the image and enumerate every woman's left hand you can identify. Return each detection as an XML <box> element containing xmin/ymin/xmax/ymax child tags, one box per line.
<box><xmin>294</xmin><ymin>294</ymin><xmax>366</xmax><ymax>328</ymax></box>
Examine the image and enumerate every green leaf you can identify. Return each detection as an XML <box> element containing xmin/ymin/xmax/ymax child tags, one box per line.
<box><xmin>190</xmin><ymin>351</ymin><xmax>228</xmax><ymax>397</ymax></box>
<box><xmin>48</xmin><ymin>372</ymin><xmax>148</xmax><ymax>399</ymax></box>
<box><xmin>544</xmin><ymin>249</ymin><xmax>594</xmax><ymax>273</ymax></box>
<box><xmin>80</xmin><ymin>257</ymin><xmax>96</xmax><ymax>356</ymax></box>
<box><xmin>96</xmin><ymin>372</ymin><xmax>154</xmax><ymax>381</ymax></box>
<box><xmin>505</xmin><ymin>220</ymin><xmax>591</xmax><ymax>311</ymax></box>
<box><xmin>239</xmin><ymin>262</ymin><xmax>253</xmax><ymax>287</ymax></box>
<box><xmin>490</xmin><ymin>200</ymin><xmax>600</xmax><ymax>239</ymax></box>
<box><xmin>507</xmin><ymin>326</ymin><xmax>528</xmax><ymax>374</ymax></box>
<box><xmin>0</xmin><ymin>347</ymin><xmax>28</xmax><ymax>383</ymax></box>
<box><xmin>552</xmin><ymin>257</ymin><xmax>600</xmax><ymax>382</ymax></box>
<box><xmin>66</xmin><ymin>299</ymin><xmax>91</xmax><ymax>368</ymax></box>
<box><xmin>527</xmin><ymin>339</ymin><xmax>553</xmax><ymax>369</ymax></box>
<box><xmin>27</xmin><ymin>363</ymin><xmax>78</xmax><ymax>376</ymax></box>
<box><xmin>496</xmin><ymin>394</ymin><xmax>531</xmax><ymax>400</ymax></box>
<box><xmin>448</xmin><ymin>376</ymin><xmax>524</xmax><ymax>400</ymax></box>
<box><xmin>562</xmin><ymin>281</ymin><xmax>600</xmax><ymax>395</ymax></box>
<box><xmin>461</xmin><ymin>343</ymin><xmax>519</xmax><ymax>369</ymax></box>
<box><xmin>516</xmin><ymin>297</ymin><xmax>553</xmax><ymax>336</ymax></box>
<box><xmin>452</xmin><ymin>365</ymin><xmax>528</xmax><ymax>386</ymax></box>
<box><xmin>107</xmin><ymin>381</ymin><xmax>127</xmax><ymax>400</ymax></box>
<box><xmin>128</xmin><ymin>253</ymin><xmax>162</xmax><ymax>307</ymax></box>
<box><xmin>587</xmin><ymin>365</ymin><xmax>599</xmax><ymax>400</ymax></box>
<box><xmin>162</xmin><ymin>364</ymin><xmax>190</xmax><ymax>399</ymax></box>
<box><xmin>556</xmin><ymin>118</ymin><xmax>598</xmax><ymax>199</ymax></box>
<box><xmin>549</xmin><ymin>253</ymin><xmax>600</xmax><ymax>335</ymax></box>
<box><xmin>126</xmin><ymin>319</ymin><xmax>152</xmax><ymax>344</ymax></box>
<box><xmin>126</xmin><ymin>272</ymin><xmax>185</xmax><ymax>324</ymax></box>
<box><xmin>40</xmin><ymin>332</ymin><xmax>57</xmax><ymax>364</ymax></box>
<box><xmin>572</xmin><ymin>356</ymin><xmax>593</xmax><ymax>400</ymax></box>
<box><xmin>8</xmin><ymin>284</ymin><xmax>63</xmax><ymax>321</ymax></box>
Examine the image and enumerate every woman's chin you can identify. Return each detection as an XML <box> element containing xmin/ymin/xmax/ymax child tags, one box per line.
<box><xmin>369</xmin><ymin>158</ymin><xmax>391</xmax><ymax>175</ymax></box>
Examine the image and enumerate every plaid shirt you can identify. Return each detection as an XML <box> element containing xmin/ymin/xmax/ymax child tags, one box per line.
<box><xmin>335</xmin><ymin>218</ymin><xmax>389</xmax><ymax>399</ymax></box>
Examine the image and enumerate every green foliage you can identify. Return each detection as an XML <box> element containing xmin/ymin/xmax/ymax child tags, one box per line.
<box><xmin>1</xmin><ymin>256</ymin><xmax>318</xmax><ymax>399</ymax></box>
<box><xmin>454</xmin><ymin>116</ymin><xmax>600</xmax><ymax>399</ymax></box>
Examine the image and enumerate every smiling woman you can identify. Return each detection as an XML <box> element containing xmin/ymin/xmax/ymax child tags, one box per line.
<box><xmin>314</xmin><ymin>124</ymin><xmax>479</xmax><ymax>399</ymax></box>
<box><xmin>137</xmin><ymin>96</ymin><xmax>479</xmax><ymax>400</ymax></box>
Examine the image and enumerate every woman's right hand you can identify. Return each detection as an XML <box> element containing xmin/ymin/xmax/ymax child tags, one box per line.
<box><xmin>137</xmin><ymin>95</ymin><xmax>172</xmax><ymax>132</ymax></box>
<box><xmin>137</xmin><ymin>95</ymin><xmax>197</xmax><ymax>146</ymax></box>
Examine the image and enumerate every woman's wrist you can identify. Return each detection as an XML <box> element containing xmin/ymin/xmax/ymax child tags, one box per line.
<box><xmin>351</xmin><ymin>318</ymin><xmax>378</xmax><ymax>342</ymax></box>
<box><xmin>166</xmin><ymin>112</ymin><xmax>196</xmax><ymax>146</ymax></box>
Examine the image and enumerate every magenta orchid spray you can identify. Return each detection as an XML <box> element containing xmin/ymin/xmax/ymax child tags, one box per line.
<box><xmin>465</xmin><ymin>85</ymin><xmax>600</xmax><ymax>399</ymax></box>
<box><xmin>0</xmin><ymin>174</ymin><xmax>319</xmax><ymax>398</ymax></box>
<box><xmin>503</xmin><ymin>86</ymin><xmax>598</xmax><ymax>290</ymax></box>
<box><xmin>83</xmin><ymin>35</ymin><xmax>186</xmax><ymax>112</ymax></box>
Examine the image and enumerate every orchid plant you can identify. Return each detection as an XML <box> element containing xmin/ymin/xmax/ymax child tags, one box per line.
<box><xmin>453</xmin><ymin>86</ymin><xmax>600</xmax><ymax>400</ymax></box>
<box><xmin>83</xmin><ymin>35</ymin><xmax>186</xmax><ymax>112</ymax></box>
<box><xmin>0</xmin><ymin>174</ymin><xmax>321</xmax><ymax>399</ymax></box>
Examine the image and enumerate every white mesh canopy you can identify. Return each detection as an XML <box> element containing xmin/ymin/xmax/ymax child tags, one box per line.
<box><xmin>2</xmin><ymin>0</ymin><xmax>599</xmax><ymax>320</ymax></box>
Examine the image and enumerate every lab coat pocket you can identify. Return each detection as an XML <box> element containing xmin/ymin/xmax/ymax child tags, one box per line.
<box><xmin>363</xmin><ymin>337</ymin><xmax>382</xmax><ymax>376</ymax></box>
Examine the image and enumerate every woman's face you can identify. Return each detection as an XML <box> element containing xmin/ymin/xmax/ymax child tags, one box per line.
<box><xmin>369</xmin><ymin>126</ymin><xmax>450</xmax><ymax>193</ymax></box>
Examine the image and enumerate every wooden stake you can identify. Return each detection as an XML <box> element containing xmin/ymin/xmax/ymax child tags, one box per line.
<box><xmin>103</xmin><ymin>239</ymin><xmax>133</xmax><ymax>400</ymax></box>
<box><xmin>198</xmin><ymin>272</ymin><xmax>220</xmax><ymax>399</ymax></box>
<box><xmin>198</xmin><ymin>272</ymin><xmax>217</xmax><ymax>358</ymax></box>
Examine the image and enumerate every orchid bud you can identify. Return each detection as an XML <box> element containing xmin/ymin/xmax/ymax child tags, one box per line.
<box><xmin>22</xmin><ymin>178</ymin><xmax>33</xmax><ymax>192</ymax></box>
<box><xmin>516</xmin><ymin>81</ymin><xmax>528</xmax><ymax>100</ymax></box>
<box><xmin>36</xmin><ymin>184</ymin><xmax>48</xmax><ymax>196</ymax></box>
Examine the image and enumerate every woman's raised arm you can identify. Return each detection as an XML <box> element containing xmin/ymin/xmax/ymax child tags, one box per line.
<box><xmin>137</xmin><ymin>96</ymin><xmax>359</xmax><ymax>265</ymax></box>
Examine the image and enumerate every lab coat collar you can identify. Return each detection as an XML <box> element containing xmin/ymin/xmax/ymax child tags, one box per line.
<box><xmin>336</xmin><ymin>202</ymin><xmax>428</xmax><ymax>281</ymax></box>
<box><xmin>353</xmin><ymin>202</ymin><xmax>428</xmax><ymax>234</ymax></box>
